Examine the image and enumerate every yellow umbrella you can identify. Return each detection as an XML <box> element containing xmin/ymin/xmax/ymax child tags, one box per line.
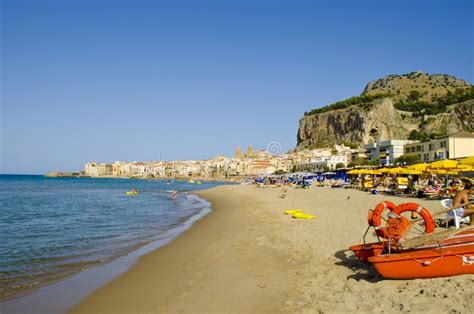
<box><xmin>459</xmin><ymin>156</ymin><xmax>474</xmax><ymax>166</ymax></box>
<box><xmin>346</xmin><ymin>169</ymin><xmax>360</xmax><ymax>174</ymax></box>
<box><xmin>451</xmin><ymin>165</ymin><xmax>473</xmax><ymax>172</ymax></box>
<box><xmin>378</xmin><ymin>168</ymin><xmax>391</xmax><ymax>173</ymax></box>
<box><xmin>400</xmin><ymin>169</ymin><xmax>422</xmax><ymax>175</ymax></box>
<box><xmin>407</xmin><ymin>163</ymin><xmax>429</xmax><ymax>171</ymax></box>
<box><xmin>367</xmin><ymin>170</ymin><xmax>383</xmax><ymax>175</ymax></box>
<box><xmin>430</xmin><ymin>169</ymin><xmax>459</xmax><ymax>175</ymax></box>
<box><xmin>387</xmin><ymin>167</ymin><xmax>404</xmax><ymax>175</ymax></box>
<box><xmin>429</xmin><ymin>159</ymin><xmax>459</xmax><ymax>169</ymax></box>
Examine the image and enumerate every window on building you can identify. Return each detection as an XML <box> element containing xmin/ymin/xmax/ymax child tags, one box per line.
<box><xmin>429</xmin><ymin>144</ymin><xmax>434</xmax><ymax>151</ymax></box>
<box><xmin>416</xmin><ymin>146</ymin><xmax>421</xmax><ymax>152</ymax></box>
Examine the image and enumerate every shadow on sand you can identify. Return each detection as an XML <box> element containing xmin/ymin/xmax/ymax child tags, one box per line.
<box><xmin>334</xmin><ymin>249</ymin><xmax>383</xmax><ymax>283</ymax></box>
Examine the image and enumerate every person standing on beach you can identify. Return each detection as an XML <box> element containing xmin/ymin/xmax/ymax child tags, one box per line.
<box><xmin>452</xmin><ymin>180</ymin><xmax>474</xmax><ymax>225</ymax></box>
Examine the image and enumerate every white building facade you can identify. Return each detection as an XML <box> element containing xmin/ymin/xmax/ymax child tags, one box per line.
<box><xmin>365</xmin><ymin>140</ymin><xmax>416</xmax><ymax>166</ymax></box>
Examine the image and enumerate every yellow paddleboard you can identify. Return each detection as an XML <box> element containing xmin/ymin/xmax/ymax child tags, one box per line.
<box><xmin>292</xmin><ymin>213</ymin><xmax>315</xmax><ymax>219</ymax></box>
<box><xmin>284</xmin><ymin>210</ymin><xmax>303</xmax><ymax>215</ymax></box>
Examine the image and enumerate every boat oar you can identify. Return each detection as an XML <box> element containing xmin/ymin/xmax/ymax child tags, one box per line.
<box><xmin>400</xmin><ymin>225</ymin><xmax>474</xmax><ymax>250</ymax></box>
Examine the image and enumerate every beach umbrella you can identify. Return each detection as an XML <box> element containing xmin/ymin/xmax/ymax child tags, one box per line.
<box><xmin>407</xmin><ymin>163</ymin><xmax>429</xmax><ymax>171</ymax></box>
<box><xmin>368</xmin><ymin>170</ymin><xmax>383</xmax><ymax>175</ymax></box>
<box><xmin>346</xmin><ymin>169</ymin><xmax>360</xmax><ymax>174</ymax></box>
<box><xmin>430</xmin><ymin>169</ymin><xmax>459</xmax><ymax>175</ymax></box>
<box><xmin>399</xmin><ymin>169</ymin><xmax>422</xmax><ymax>175</ymax></box>
<box><xmin>387</xmin><ymin>167</ymin><xmax>404</xmax><ymax>175</ymax></box>
<box><xmin>429</xmin><ymin>159</ymin><xmax>459</xmax><ymax>169</ymax></box>
<box><xmin>459</xmin><ymin>156</ymin><xmax>474</xmax><ymax>166</ymax></box>
<box><xmin>378</xmin><ymin>168</ymin><xmax>391</xmax><ymax>173</ymax></box>
<box><xmin>450</xmin><ymin>165</ymin><xmax>473</xmax><ymax>173</ymax></box>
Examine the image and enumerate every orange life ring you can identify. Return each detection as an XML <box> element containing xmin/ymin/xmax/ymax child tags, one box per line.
<box><xmin>376</xmin><ymin>202</ymin><xmax>435</xmax><ymax>240</ymax></box>
<box><xmin>391</xmin><ymin>203</ymin><xmax>435</xmax><ymax>234</ymax></box>
<box><xmin>368</xmin><ymin>201</ymin><xmax>397</xmax><ymax>227</ymax></box>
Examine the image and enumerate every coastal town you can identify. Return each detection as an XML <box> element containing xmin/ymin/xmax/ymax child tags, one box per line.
<box><xmin>71</xmin><ymin>131</ymin><xmax>474</xmax><ymax>180</ymax></box>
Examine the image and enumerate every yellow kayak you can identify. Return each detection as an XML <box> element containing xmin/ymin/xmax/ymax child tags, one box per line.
<box><xmin>292</xmin><ymin>213</ymin><xmax>315</xmax><ymax>219</ymax></box>
<box><xmin>125</xmin><ymin>191</ymin><xmax>139</xmax><ymax>195</ymax></box>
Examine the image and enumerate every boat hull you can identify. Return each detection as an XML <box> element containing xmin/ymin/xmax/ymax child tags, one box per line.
<box><xmin>350</xmin><ymin>243</ymin><xmax>385</xmax><ymax>262</ymax></box>
<box><xmin>368</xmin><ymin>243</ymin><xmax>474</xmax><ymax>279</ymax></box>
<box><xmin>351</xmin><ymin>229</ymin><xmax>474</xmax><ymax>279</ymax></box>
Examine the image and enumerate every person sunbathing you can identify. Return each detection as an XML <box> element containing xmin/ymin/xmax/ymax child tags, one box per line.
<box><xmin>452</xmin><ymin>181</ymin><xmax>474</xmax><ymax>226</ymax></box>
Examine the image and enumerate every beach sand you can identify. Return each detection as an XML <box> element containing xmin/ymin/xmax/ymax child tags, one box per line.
<box><xmin>70</xmin><ymin>185</ymin><xmax>473</xmax><ymax>313</ymax></box>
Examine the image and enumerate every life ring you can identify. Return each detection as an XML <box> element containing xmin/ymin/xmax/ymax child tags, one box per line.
<box><xmin>391</xmin><ymin>203</ymin><xmax>435</xmax><ymax>234</ymax></box>
<box><xmin>377</xmin><ymin>203</ymin><xmax>435</xmax><ymax>240</ymax></box>
<box><xmin>368</xmin><ymin>201</ymin><xmax>397</xmax><ymax>227</ymax></box>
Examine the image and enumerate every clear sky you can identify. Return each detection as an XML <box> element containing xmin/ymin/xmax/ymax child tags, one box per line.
<box><xmin>1</xmin><ymin>0</ymin><xmax>473</xmax><ymax>174</ymax></box>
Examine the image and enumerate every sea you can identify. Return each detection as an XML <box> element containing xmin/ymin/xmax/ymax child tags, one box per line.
<box><xmin>0</xmin><ymin>174</ymin><xmax>224</xmax><ymax>303</ymax></box>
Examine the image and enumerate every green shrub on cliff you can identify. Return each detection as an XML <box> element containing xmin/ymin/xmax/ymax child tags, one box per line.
<box><xmin>394</xmin><ymin>86</ymin><xmax>474</xmax><ymax>116</ymax></box>
<box><xmin>305</xmin><ymin>93</ymin><xmax>389</xmax><ymax>116</ymax></box>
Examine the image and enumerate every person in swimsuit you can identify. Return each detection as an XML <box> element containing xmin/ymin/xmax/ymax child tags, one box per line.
<box><xmin>452</xmin><ymin>180</ymin><xmax>474</xmax><ymax>225</ymax></box>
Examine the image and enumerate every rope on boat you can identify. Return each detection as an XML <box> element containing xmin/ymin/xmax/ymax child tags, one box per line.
<box><xmin>413</xmin><ymin>256</ymin><xmax>444</xmax><ymax>266</ymax></box>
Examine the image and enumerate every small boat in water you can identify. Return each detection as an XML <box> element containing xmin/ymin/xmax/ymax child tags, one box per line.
<box><xmin>350</xmin><ymin>200</ymin><xmax>474</xmax><ymax>279</ymax></box>
<box><xmin>125</xmin><ymin>189</ymin><xmax>139</xmax><ymax>195</ymax></box>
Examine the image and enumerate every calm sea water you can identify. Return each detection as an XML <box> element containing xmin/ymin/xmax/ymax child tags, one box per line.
<box><xmin>0</xmin><ymin>175</ymin><xmax>223</xmax><ymax>300</ymax></box>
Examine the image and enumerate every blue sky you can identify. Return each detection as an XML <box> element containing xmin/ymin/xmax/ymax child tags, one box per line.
<box><xmin>1</xmin><ymin>0</ymin><xmax>473</xmax><ymax>174</ymax></box>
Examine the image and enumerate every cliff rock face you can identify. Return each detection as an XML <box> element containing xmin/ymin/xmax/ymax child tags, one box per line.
<box><xmin>297</xmin><ymin>72</ymin><xmax>473</xmax><ymax>149</ymax></box>
<box><xmin>297</xmin><ymin>98</ymin><xmax>409</xmax><ymax>148</ymax></box>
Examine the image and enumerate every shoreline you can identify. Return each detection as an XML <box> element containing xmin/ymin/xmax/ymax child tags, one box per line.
<box><xmin>0</xmin><ymin>193</ymin><xmax>214</xmax><ymax>314</ymax></box>
<box><xmin>43</xmin><ymin>173</ymin><xmax>241</xmax><ymax>183</ymax></box>
<box><xmin>69</xmin><ymin>185</ymin><xmax>472</xmax><ymax>313</ymax></box>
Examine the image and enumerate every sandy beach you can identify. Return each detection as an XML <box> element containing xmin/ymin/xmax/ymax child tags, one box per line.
<box><xmin>70</xmin><ymin>185</ymin><xmax>473</xmax><ymax>313</ymax></box>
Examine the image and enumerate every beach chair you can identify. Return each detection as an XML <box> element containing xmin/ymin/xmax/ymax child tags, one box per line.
<box><xmin>363</xmin><ymin>179</ymin><xmax>373</xmax><ymax>190</ymax></box>
<box><xmin>441</xmin><ymin>199</ymin><xmax>470</xmax><ymax>229</ymax></box>
<box><xmin>396</xmin><ymin>177</ymin><xmax>409</xmax><ymax>194</ymax></box>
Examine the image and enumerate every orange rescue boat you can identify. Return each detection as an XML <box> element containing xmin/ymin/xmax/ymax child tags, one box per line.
<box><xmin>368</xmin><ymin>229</ymin><xmax>474</xmax><ymax>279</ymax></box>
<box><xmin>350</xmin><ymin>201</ymin><xmax>474</xmax><ymax>279</ymax></box>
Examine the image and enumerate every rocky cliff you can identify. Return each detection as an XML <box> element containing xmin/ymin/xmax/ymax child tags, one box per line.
<box><xmin>297</xmin><ymin>72</ymin><xmax>473</xmax><ymax>149</ymax></box>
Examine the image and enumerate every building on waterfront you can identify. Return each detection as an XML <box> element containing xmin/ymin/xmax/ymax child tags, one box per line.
<box><xmin>246</xmin><ymin>145</ymin><xmax>256</xmax><ymax>158</ymax></box>
<box><xmin>247</xmin><ymin>160</ymin><xmax>275</xmax><ymax>175</ymax></box>
<box><xmin>84</xmin><ymin>162</ymin><xmax>99</xmax><ymax>176</ymax></box>
<box><xmin>364</xmin><ymin>140</ymin><xmax>416</xmax><ymax>166</ymax></box>
<box><xmin>235</xmin><ymin>146</ymin><xmax>243</xmax><ymax>159</ymax></box>
<box><xmin>350</xmin><ymin>149</ymin><xmax>367</xmax><ymax>163</ymax></box>
<box><xmin>85</xmin><ymin>162</ymin><xmax>113</xmax><ymax>176</ymax></box>
<box><xmin>310</xmin><ymin>155</ymin><xmax>348</xmax><ymax>171</ymax></box>
<box><xmin>403</xmin><ymin>131</ymin><xmax>474</xmax><ymax>162</ymax></box>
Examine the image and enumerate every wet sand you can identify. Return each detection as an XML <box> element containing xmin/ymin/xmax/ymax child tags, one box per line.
<box><xmin>70</xmin><ymin>185</ymin><xmax>473</xmax><ymax>313</ymax></box>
